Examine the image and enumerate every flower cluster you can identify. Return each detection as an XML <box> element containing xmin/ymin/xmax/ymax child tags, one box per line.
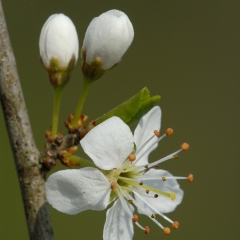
<box><xmin>46</xmin><ymin>107</ymin><xmax>192</xmax><ymax>239</ymax></box>
<box><xmin>39</xmin><ymin>10</ymin><xmax>135</xmax><ymax>137</ymax></box>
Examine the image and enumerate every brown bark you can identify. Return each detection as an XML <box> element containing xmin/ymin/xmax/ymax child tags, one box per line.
<box><xmin>0</xmin><ymin>1</ymin><xmax>54</xmax><ymax>239</ymax></box>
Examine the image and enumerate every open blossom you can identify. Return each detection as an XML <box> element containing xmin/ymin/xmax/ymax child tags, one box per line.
<box><xmin>82</xmin><ymin>9</ymin><xmax>134</xmax><ymax>70</ymax></box>
<box><xmin>39</xmin><ymin>13</ymin><xmax>79</xmax><ymax>69</ymax></box>
<box><xmin>46</xmin><ymin>106</ymin><xmax>192</xmax><ymax>239</ymax></box>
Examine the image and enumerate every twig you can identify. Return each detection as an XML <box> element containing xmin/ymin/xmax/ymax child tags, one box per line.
<box><xmin>0</xmin><ymin>1</ymin><xmax>54</xmax><ymax>239</ymax></box>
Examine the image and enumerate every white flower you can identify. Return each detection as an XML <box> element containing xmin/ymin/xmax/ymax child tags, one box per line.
<box><xmin>46</xmin><ymin>106</ymin><xmax>192</xmax><ymax>239</ymax></box>
<box><xmin>83</xmin><ymin>9</ymin><xmax>134</xmax><ymax>70</ymax></box>
<box><xmin>39</xmin><ymin>13</ymin><xmax>79</xmax><ymax>69</ymax></box>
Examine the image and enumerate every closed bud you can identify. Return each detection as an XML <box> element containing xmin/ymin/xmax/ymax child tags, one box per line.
<box><xmin>82</xmin><ymin>9</ymin><xmax>134</xmax><ymax>80</ymax></box>
<box><xmin>39</xmin><ymin>13</ymin><xmax>79</xmax><ymax>88</ymax></box>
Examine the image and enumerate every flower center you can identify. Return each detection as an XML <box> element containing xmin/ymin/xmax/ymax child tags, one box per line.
<box><xmin>105</xmin><ymin>128</ymin><xmax>193</xmax><ymax>236</ymax></box>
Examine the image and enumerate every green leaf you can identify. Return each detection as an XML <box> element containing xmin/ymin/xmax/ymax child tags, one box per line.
<box><xmin>96</xmin><ymin>87</ymin><xmax>160</xmax><ymax>125</ymax></box>
<box><xmin>128</xmin><ymin>95</ymin><xmax>160</xmax><ymax>124</ymax></box>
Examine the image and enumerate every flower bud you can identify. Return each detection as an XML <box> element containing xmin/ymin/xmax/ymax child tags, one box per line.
<box><xmin>39</xmin><ymin>13</ymin><xmax>79</xmax><ymax>88</ymax></box>
<box><xmin>82</xmin><ymin>9</ymin><xmax>134</xmax><ymax>80</ymax></box>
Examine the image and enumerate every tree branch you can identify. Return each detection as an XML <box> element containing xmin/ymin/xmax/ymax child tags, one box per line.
<box><xmin>0</xmin><ymin>1</ymin><xmax>54</xmax><ymax>239</ymax></box>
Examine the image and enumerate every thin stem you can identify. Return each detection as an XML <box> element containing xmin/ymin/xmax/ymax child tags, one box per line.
<box><xmin>67</xmin><ymin>155</ymin><xmax>97</xmax><ymax>168</ymax></box>
<box><xmin>51</xmin><ymin>87</ymin><xmax>63</xmax><ymax>137</ymax></box>
<box><xmin>72</xmin><ymin>78</ymin><xmax>92</xmax><ymax>127</ymax></box>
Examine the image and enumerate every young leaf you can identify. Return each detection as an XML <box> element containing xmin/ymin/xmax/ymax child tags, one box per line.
<box><xmin>96</xmin><ymin>87</ymin><xmax>160</xmax><ymax>125</ymax></box>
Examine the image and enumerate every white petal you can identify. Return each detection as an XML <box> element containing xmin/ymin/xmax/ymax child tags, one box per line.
<box><xmin>134</xmin><ymin>169</ymin><xmax>184</xmax><ymax>214</ymax></box>
<box><xmin>81</xmin><ymin>117</ymin><xmax>134</xmax><ymax>170</ymax></box>
<box><xmin>45</xmin><ymin>167</ymin><xmax>111</xmax><ymax>215</ymax></box>
<box><xmin>103</xmin><ymin>199</ymin><xmax>134</xmax><ymax>240</ymax></box>
<box><xmin>134</xmin><ymin>106</ymin><xmax>161</xmax><ymax>165</ymax></box>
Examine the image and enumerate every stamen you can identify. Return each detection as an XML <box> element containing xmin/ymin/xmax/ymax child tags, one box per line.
<box><xmin>154</xmin><ymin>130</ymin><xmax>160</xmax><ymax>137</ymax></box>
<box><xmin>161</xmin><ymin>176</ymin><xmax>189</xmax><ymax>180</ymax></box>
<box><xmin>110</xmin><ymin>182</ymin><xmax>116</xmax><ymax>190</ymax></box>
<box><xmin>133</xmin><ymin>191</ymin><xmax>175</xmax><ymax>224</ymax></box>
<box><xmin>122</xmin><ymin>186</ymin><xmax>157</xmax><ymax>199</ymax></box>
<box><xmin>174</xmin><ymin>155</ymin><xmax>179</xmax><ymax>159</ymax></box>
<box><xmin>151</xmin><ymin>214</ymin><xmax>156</xmax><ymax>219</ymax></box>
<box><xmin>145</xmin><ymin>226</ymin><xmax>150</xmax><ymax>234</ymax></box>
<box><xmin>125</xmin><ymin>191</ymin><xmax>165</xmax><ymax>229</ymax></box>
<box><xmin>137</xmin><ymin>174</ymin><xmax>190</xmax><ymax>182</ymax></box>
<box><xmin>181</xmin><ymin>142</ymin><xmax>189</xmax><ymax>151</ymax></box>
<box><xmin>172</xmin><ymin>221</ymin><xmax>179</xmax><ymax>230</ymax></box>
<box><xmin>120</xmin><ymin>159</ymin><xmax>132</xmax><ymax>171</ymax></box>
<box><xmin>132</xmin><ymin>214</ymin><xmax>138</xmax><ymax>222</ymax></box>
<box><xmin>135</xmin><ymin>222</ymin><xmax>146</xmax><ymax>231</ymax></box>
<box><xmin>166</xmin><ymin>128</ymin><xmax>174</xmax><ymax>136</ymax></box>
<box><xmin>116</xmin><ymin>186</ymin><xmax>134</xmax><ymax>217</ymax></box>
<box><xmin>134</xmin><ymin>133</ymin><xmax>167</xmax><ymax>165</ymax></box>
<box><xmin>118</xmin><ymin>176</ymin><xmax>138</xmax><ymax>183</ymax></box>
<box><xmin>151</xmin><ymin>217</ymin><xmax>164</xmax><ymax>229</ymax></box>
<box><xmin>163</xmin><ymin>227</ymin><xmax>171</xmax><ymax>235</ymax></box>
<box><xmin>120</xmin><ymin>152</ymin><xmax>136</xmax><ymax>171</ymax></box>
<box><xmin>117</xmin><ymin>185</ymin><xmax>147</xmax><ymax>232</ymax></box>
<box><xmin>122</xmin><ymin>149</ymin><xmax>181</xmax><ymax>173</ymax></box>
<box><xmin>147</xmin><ymin>149</ymin><xmax>182</xmax><ymax>169</ymax></box>
<box><xmin>145</xmin><ymin>190</ymin><xmax>149</xmax><ymax>194</ymax></box>
<box><xmin>136</xmin><ymin>133</ymin><xmax>157</xmax><ymax>155</ymax></box>
<box><xmin>188</xmin><ymin>174</ymin><xmax>193</xmax><ymax>182</ymax></box>
<box><xmin>128</xmin><ymin>153</ymin><xmax>136</xmax><ymax>162</ymax></box>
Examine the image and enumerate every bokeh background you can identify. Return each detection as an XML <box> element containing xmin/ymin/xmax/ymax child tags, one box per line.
<box><xmin>0</xmin><ymin>0</ymin><xmax>239</xmax><ymax>239</ymax></box>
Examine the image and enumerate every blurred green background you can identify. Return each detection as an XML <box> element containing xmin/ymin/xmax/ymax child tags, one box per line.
<box><xmin>0</xmin><ymin>0</ymin><xmax>239</xmax><ymax>239</ymax></box>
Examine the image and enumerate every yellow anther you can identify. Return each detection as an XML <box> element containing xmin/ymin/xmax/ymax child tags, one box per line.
<box><xmin>154</xmin><ymin>130</ymin><xmax>160</xmax><ymax>137</ymax></box>
<box><xmin>162</xmin><ymin>177</ymin><xmax>166</xmax><ymax>181</ymax></box>
<box><xmin>170</xmin><ymin>192</ymin><xmax>176</xmax><ymax>201</ymax></box>
<box><xmin>128</xmin><ymin>200</ymin><xmax>133</xmax><ymax>204</ymax></box>
<box><xmin>188</xmin><ymin>174</ymin><xmax>193</xmax><ymax>182</ymax></box>
<box><xmin>174</xmin><ymin>155</ymin><xmax>179</xmax><ymax>159</ymax></box>
<box><xmin>166</xmin><ymin>128</ymin><xmax>174</xmax><ymax>136</ymax></box>
<box><xmin>163</xmin><ymin>227</ymin><xmax>171</xmax><ymax>235</ymax></box>
<box><xmin>128</xmin><ymin>153</ymin><xmax>136</xmax><ymax>162</ymax></box>
<box><xmin>110</xmin><ymin>182</ymin><xmax>116</xmax><ymax>190</ymax></box>
<box><xmin>172</xmin><ymin>221</ymin><xmax>179</xmax><ymax>230</ymax></box>
<box><xmin>151</xmin><ymin>214</ymin><xmax>156</xmax><ymax>219</ymax></box>
<box><xmin>145</xmin><ymin>190</ymin><xmax>149</xmax><ymax>194</ymax></box>
<box><xmin>145</xmin><ymin>226</ymin><xmax>150</xmax><ymax>234</ymax></box>
<box><xmin>154</xmin><ymin>194</ymin><xmax>158</xmax><ymax>198</ymax></box>
<box><xmin>144</xmin><ymin>165</ymin><xmax>149</xmax><ymax>169</ymax></box>
<box><xmin>132</xmin><ymin>214</ymin><xmax>138</xmax><ymax>223</ymax></box>
<box><xmin>139</xmin><ymin>182</ymin><xmax>143</xmax><ymax>185</ymax></box>
<box><xmin>181</xmin><ymin>142</ymin><xmax>190</xmax><ymax>151</ymax></box>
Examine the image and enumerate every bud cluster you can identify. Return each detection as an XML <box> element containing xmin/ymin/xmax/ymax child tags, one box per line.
<box><xmin>39</xmin><ymin>10</ymin><xmax>134</xmax><ymax>85</ymax></box>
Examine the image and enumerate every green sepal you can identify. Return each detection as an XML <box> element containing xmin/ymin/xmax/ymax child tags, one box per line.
<box><xmin>96</xmin><ymin>87</ymin><xmax>160</xmax><ymax>125</ymax></box>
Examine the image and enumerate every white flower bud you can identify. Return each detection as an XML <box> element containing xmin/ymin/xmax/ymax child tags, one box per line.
<box><xmin>39</xmin><ymin>13</ymin><xmax>79</xmax><ymax>69</ymax></box>
<box><xmin>83</xmin><ymin>9</ymin><xmax>134</xmax><ymax>70</ymax></box>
